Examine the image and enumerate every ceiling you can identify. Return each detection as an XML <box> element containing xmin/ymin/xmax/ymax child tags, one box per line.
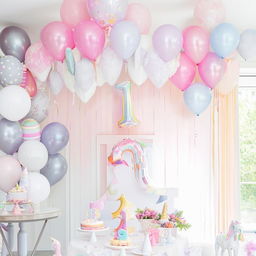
<box><xmin>0</xmin><ymin>0</ymin><xmax>256</xmax><ymax>69</ymax></box>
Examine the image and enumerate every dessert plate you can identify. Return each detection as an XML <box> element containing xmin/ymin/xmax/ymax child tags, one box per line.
<box><xmin>105</xmin><ymin>243</ymin><xmax>136</xmax><ymax>250</ymax></box>
<box><xmin>77</xmin><ymin>227</ymin><xmax>109</xmax><ymax>233</ymax></box>
<box><xmin>132</xmin><ymin>249</ymin><xmax>156</xmax><ymax>255</ymax></box>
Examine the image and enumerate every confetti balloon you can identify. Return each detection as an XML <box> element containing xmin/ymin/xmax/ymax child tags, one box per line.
<box><xmin>0</xmin><ymin>56</ymin><xmax>23</xmax><ymax>86</ymax></box>
<box><xmin>21</xmin><ymin>118</ymin><xmax>41</xmax><ymax>141</ymax></box>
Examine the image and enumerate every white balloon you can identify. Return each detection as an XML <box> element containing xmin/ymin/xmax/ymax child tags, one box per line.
<box><xmin>238</xmin><ymin>30</ymin><xmax>256</xmax><ymax>61</ymax></box>
<box><xmin>75</xmin><ymin>59</ymin><xmax>96</xmax><ymax>92</ymax></box>
<box><xmin>75</xmin><ymin>83</ymin><xmax>97</xmax><ymax>104</ymax></box>
<box><xmin>0</xmin><ymin>85</ymin><xmax>31</xmax><ymax>121</ymax></box>
<box><xmin>18</xmin><ymin>140</ymin><xmax>48</xmax><ymax>171</ymax></box>
<box><xmin>98</xmin><ymin>47</ymin><xmax>123</xmax><ymax>86</ymax></box>
<box><xmin>95</xmin><ymin>62</ymin><xmax>105</xmax><ymax>87</ymax></box>
<box><xmin>167</xmin><ymin>54</ymin><xmax>180</xmax><ymax>77</ymax></box>
<box><xmin>28</xmin><ymin>172</ymin><xmax>50</xmax><ymax>203</ymax></box>
<box><xmin>48</xmin><ymin>70</ymin><xmax>64</xmax><ymax>95</ymax></box>
<box><xmin>55</xmin><ymin>61</ymin><xmax>75</xmax><ymax>93</ymax></box>
<box><xmin>143</xmin><ymin>51</ymin><xmax>170</xmax><ymax>88</ymax></box>
<box><xmin>36</xmin><ymin>66</ymin><xmax>52</xmax><ymax>82</ymax></box>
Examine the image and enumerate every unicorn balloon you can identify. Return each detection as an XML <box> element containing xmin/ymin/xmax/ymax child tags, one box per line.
<box><xmin>51</xmin><ymin>237</ymin><xmax>62</xmax><ymax>256</ymax></box>
<box><xmin>215</xmin><ymin>220</ymin><xmax>243</xmax><ymax>256</ymax></box>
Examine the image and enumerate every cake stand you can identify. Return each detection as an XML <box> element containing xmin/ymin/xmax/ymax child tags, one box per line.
<box><xmin>105</xmin><ymin>243</ymin><xmax>136</xmax><ymax>250</ymax></box>
<box><xmin>77</xmin><ymin>227</ymin><xmax>109</xmax><ymax>243</ymax></box>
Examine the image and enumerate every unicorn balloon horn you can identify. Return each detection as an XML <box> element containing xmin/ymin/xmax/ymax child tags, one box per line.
<box><xmin>50</xmin><ymin>237</ymin><xmax>62</xmax><ymax>256</ymax></box>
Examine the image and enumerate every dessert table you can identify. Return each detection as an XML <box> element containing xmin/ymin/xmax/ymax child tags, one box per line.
<box><xmin>0</xmin><ymin>208</ymin><xmax>60</xmax><ymax>256</ymax></box>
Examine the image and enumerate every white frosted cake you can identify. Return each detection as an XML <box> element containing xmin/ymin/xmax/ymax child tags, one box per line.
<box><xmin>80</xmin><ymin>219</ymin><xmax>105</xmax><ymax>230</ymax></box>
<box><xmin>7</xmin><ymin>185</ymin><xmax>28</xmax><ymax>202</ymax></box>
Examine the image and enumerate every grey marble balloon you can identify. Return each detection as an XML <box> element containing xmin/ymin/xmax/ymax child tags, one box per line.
<box><xmin>0</xmin><ymin>55</ymin><xmax>23</xmax><ymax>86</ymax></box>
<box><xmin>0</xmin><ymin>118</ymin><xmax>23</xmax><ymax>154</ymax></box>
<box><xmin>41</xmin><ymin>122</ymin><xmax>69</xmax><ymax>155</ymax></box>
<box><xmin>25</xmin><ymin>90</ymin><xmax>50</xmax><ymax>123</ymax></box>
<box><xmin>0</xmin><ymin>26</ymin><xmax>31</xmax><ymax>62</ymax></box>
<box><xmin>40</xmin><ymin>153</ymin><xmax>68</xmax><ymax>186</ymax></box>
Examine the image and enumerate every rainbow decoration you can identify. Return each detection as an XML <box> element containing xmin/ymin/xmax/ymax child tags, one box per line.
<box><xmin>108</xmin><ymin>138</ymin><xmax>150</xmax><ymax>186</ymax></box>
<box><xmin>21</xmin><ymin>118</ymin><xmax>41</xmax><ymax>140</ymax></box>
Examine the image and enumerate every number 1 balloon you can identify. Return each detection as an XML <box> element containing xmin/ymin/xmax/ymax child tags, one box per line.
<box><xmin>115</xmin><ymin>81</ymin><xmax>139</xmax><ymax>128</ymax></box>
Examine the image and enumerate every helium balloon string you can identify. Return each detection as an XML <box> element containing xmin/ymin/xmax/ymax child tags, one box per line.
<box><xmin>193</xmin><ymin>116</ymin><xmax>198</xmax><ymax>147</ymax></box>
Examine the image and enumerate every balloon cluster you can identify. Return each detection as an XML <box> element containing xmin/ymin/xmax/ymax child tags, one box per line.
<box><xmin>0</xmin><ymin>27</ymin><xmax>70</xmax><ymax>203</ymax></box>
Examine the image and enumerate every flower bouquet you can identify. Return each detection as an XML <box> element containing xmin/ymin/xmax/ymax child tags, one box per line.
<box><xmin>136</xmin><ymin>208</ymin><xmax>160</xmax><ymax>233</ymax></box>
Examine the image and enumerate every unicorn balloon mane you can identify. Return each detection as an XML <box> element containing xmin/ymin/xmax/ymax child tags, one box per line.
<box><xmin>108</xmin><ymin>138</ymin><xmax>150</xmax><ymax>186</ymax></box>
<box><xmin>215</xmin><ymin>220</ymin><xmax>244</xmax><ymax>256</ymax></box>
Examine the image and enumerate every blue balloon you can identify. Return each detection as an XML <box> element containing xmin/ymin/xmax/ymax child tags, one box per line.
<box><xmin>210</xmin><ymin>23</ymin><xmax>240</xmax><ymax>58</ymax></box>
<box><xmin>184</xmin><ymin>83</ymin><xmax>212</xmax><ymax>116</ymax></box>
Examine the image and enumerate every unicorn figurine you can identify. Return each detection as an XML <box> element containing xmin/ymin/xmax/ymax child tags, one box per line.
<box><xmin>50</xmin><ymin>237</ymin><xmax>62</xmax><ymax>256</ymax></box>
<box><xmin>215</xmin><ymin>220</ymin><xmax>243</xmax><ymax>256</ymax></box>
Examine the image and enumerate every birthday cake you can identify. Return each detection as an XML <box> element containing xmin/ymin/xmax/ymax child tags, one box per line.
<box><xmin>7</xmin><ymin>184</ymin><xmax>28</xmax><ymax>202</ymax></box>
<box><xmin>110</xmin><ymin>195</ymin><xmax>131</xmax><ymax>247</ymax></box>
<box><xmin>80</xmin><ymin>219</ymin><xmax>105</xmax><ymax>230</ymax></box>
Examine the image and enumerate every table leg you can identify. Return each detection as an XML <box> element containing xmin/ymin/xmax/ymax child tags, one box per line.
<box><xmin>30</xmin><ymin>219</ymin><xmax>48</xmax><ymax>256</ymax></box>
<box><xmin>18</xmin><ymin>223</ymin><xmax>27</xmax><ymax>256</ymax></box>
<box><xmin>0</xmin><ymin>225</ymin><xmax>13</xmax><ymax>256</ymax></box>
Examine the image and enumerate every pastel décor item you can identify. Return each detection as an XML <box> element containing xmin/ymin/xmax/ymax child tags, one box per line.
<box><xmin>48</xmin><ymin>70</ymin><xmax>64</xmax><ymax>96</ymax></box>
<box><xmin>25</xmin><ymin>42</ymin><xmax>53</xmax><ymax>82</ymax></box>
<box><xmin>142</xmin><ymin>233</ymin><xmax>152</xmax><ymax>255</ymax></box>
<box><xmin>183</xmin><ymin>83</ymin><xmax>212</xmax><ymax>116</ymax></box>
<box><xmin>98</xmin><ymin>47</ymin><xmax>123</xmax><ymax>86</ymax></box>
<box><xmin>25</xmin><ymin>91</ymin><xmax>50</xmax><ymax>123</ymax></box>
<box><xmin>194</xmin><ymin>0</ymin><xmax>225</xmax><ymax>30</ymax></box>
<box><xmin>118</xmin><ymin>229</ymin><xmax>128</xmax><ymax>240</ymax></box>
<box><xmin>65</xmin><ymin>48</ymin><xmax>75</xmax><ymax>75</ymax></box>
<box><xmin>198</xmin><ymin>52</ymin><xmax>227</xmax><ymax>89</ymax></box>
<box><xmin>115</xmin><ymin>81</ymin><xmax>139</xmax><ymax>128</ymax></box>
<box><xmin>90</xmin><ymin>198</ymin><xmax>105</xmax><ymax>211</ymax></box>
<box><xmin>156</xmin><ymin>195</ymin><xmax>168</xmax><ymax>204</ymax></box>
<box><xmin>183</xmin><ymin>26</ymin><xmax>209</xmax><ymax>64</ymax></box>
<box><xmin>87</xmin><ymin>0</ymin><xmax>128</xmax><ymax>28</ymax></box>
<box><xmin>51</xmin><ymin>237</ymin><xmax>62</xmax><ymax>256</ymax></box>
<box><xmin>21</xmin><ymin>118</ymin><xmax>41</xmax><ymax>141</ymax></box>
<box><xmin>170</xmin><ymin>53</ymin><xmax>196</xmax><ymax>91</ymax></box>
<box><xmin>112</xmin><ymin>195</ymin><xmax>127</xmax><ymax>219</ymax></box>
<box><xmin>41</xmin><ymin>122</ymin><xmax>69</xmax><ymax>155</ymax></box>
<box><xmin>0</xmin><ymin>55</ymin><xmax>23</xmax><ymax>86</ymax></box>
<box><xmin>27</xmin><ymin>172</ymin><xmax>50</xmax><ymax>203</ymax></box>
<box><xmin>20</xmin><ymin>69</ymin><xmax>37</xmax><ymax>97</ymax></box>
<box><xmin>215</xmin><ymin>221</ymin><xmax>243</xmax><ymax>256</ymax></box>
<box><xmin>143</xmin><ymin>51</ymin><xmax>169</xmax><ymax>88</ymax></box>
<box><xmin>40</xmin><ymin>153</ymin><xmax>68</xmax><ymax>186</ymax></box>
<box><xmin>217</xmin><ymin>56</ymin><xmax>240</xmax><ymax>95</ymax></box>
<box><xmin>0</xmin><ymin>86</ymin><xmax>31</xmax><ymax>122</ymax></box>
<box><xmin>125</xmin><ymin>3</ymin><xmax>151</xmax><ymax>34</ymax></box>
<box><xmin>73</xmin><ymin>21</ymin><xmax>105</xmax><ymax>61</ymax></box>
<box><xmin>152</xmin><ymin>24</ymin><xmax>182</xmax><ymax>62</ymax></box>
<box><xmin>238</xmin><ymin>29</ymin><xmax>256</xmax><ymax>61</ymax></box>
<box><xmin>110</xmin><ymin>20</ymin><xmax>141</xmax><ymax>60</ymax></box>
<box><xmin>246</xmin><ymin>241</ymin><xmax>256</xmax><ymax>256</ymax></box>
<box><xmin>210</xmin><ymin>23</ymin><xmax>240</xmax><ymax>58</ymax></box>
<box><xmin>41</xmin><ymin>21</ymin><xmax>74</xmax><ymax>61</ymax></box>
<box><xmin>160</xmin><ymin>202</ymin><xmax>168</xmax><ymax>221</ymax></box>
<box><xmin>60</xmin><ymin>0</ymin><xmax>89</xmax><ymax>27</ymax></box>
<box><xmin>18</xmin><ymin>140</ymin><xmax>48</xmax><ymax>171</ymax></box>
<box><xmin>0</xmin><ymin>26</ymin><xmax>31</xmax><ymax>63</ymax></box>
<box><xmin>149</xmin><ymin>229</ymin><xmax>159</xmax><ymax>246</ymax></box>
<box><xmin>0</xmin><ymin>155</ymin><xmax>22</xmax><ymax>192</ymax></box>
<box><xmin>108</xmin><ymin>138</ymin><xmax>150</xmax><ymax>186</ymax></box>
<box><xmin>0</xmin><ymin>118</ymin><xmax>23</xmax><ymax>154</ymax></box>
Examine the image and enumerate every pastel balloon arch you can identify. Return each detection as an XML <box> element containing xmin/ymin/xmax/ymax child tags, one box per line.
<box><xmin>0</xmin><ymin>0</ymin><xmax>252</xmax><ymax>200</ymax></box>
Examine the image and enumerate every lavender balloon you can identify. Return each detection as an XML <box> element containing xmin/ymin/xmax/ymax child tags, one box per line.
<box><xmin>0</xmin><ymin>26</ymin><xmax>31</xmax><ymax>62</ymax></box>
<box><xmin>184</xmin><ymin>83</ymin><xmax>212</xmax><ymax>116</ymax></box>
<box><xmin>40</xmin><ymin>153</ymin><xmax>68</xmax><ymax>186</ymax></box>
<box><xmin>110</xmin><ymin>20</ymin><xmax>140</xmax><ymax>60</ymax></box>
<box><xmin>41</xmin><ymin>122</ymin><xmax>69</xmax><ymax>155</ymax></box>
<box><xmin>152</xmin><ymin>24</ymin><xmax>182</xmax><ymax>62</ymax></box>
<box><xmin>0</xmin><ymin>118</ymin><xmax>23</xmax><ymax>154</ymax></box>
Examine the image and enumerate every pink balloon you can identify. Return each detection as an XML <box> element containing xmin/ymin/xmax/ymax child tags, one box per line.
<box><xmin>198</xmin><ymin>52</ymin><xmax>227</xmax><ymax>89</ymax></box>
<box><xmin>194</xmin><ymin>0</ymin><xmax>225</xmax><ymax>30</ymax></box>
<box><xmin>170</xmin><ymin>53</ymin><xmax>196</xmax><ymax>91</ymax></box>
<box><xmin>0</xmin><ymin>155</ymin><xmax>22</xmax><ymax>193</ymax></box>
<box><xmin>25</xmin><ymin>42</ymin><xmax>53</xmax><ymax>80</ymax></box>
<box><xmin>125</xmin><ymin>3</ymin><xmax>151</xmax><ymax>34</ymax></box>
<box><xmin>183</xmin><ymin>26</ymin><xmax>209</xmax><ymax>64</ymax></box>
<box><xmin>41</xmin><ymin>21</ymin><xmax>74</xmax><ymax>61</ymax></box>
<box><xmin>73</xmin><ymin>20</ymin><xmax>105</xmax><ymax>61</ymax></box>
<box><xmin>60</xmin><ymin>0</ymin><xmax>89</xmax><ymax>27</ymax></box>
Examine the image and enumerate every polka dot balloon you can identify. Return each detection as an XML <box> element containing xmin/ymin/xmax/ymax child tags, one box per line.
<box><xmin>0</xmin><ymin>55</ymin><xmax>23</xmax><ymax>86</ymax></box>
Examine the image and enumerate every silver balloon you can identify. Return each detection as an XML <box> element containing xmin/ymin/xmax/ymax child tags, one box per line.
<box><xmin>0</xmin><ymin>55</ymin><xmax>23</xmax><ymax>86</ymax></box>
<box><xmin>0</xmin><ymin>26</ymin><xmax>31</xmax><ymax>62</ymax></box>
<box><xmin>25</xmin><ymin>90</ymin><xmax>50</xmax><ymax>123</ymax></box>
<box><xmin>0</xmin><ymin>118</ymin><xmax>23</xmax><ymax>154</ymax></box>
<box><xmin>40</xmin><ymin>153</ymin><xmax>68</xmax><ymax>186</ymax></box>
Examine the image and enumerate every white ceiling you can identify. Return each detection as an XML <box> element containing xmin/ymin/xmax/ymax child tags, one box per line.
<box><xmin>0</xmin><ymin>0</ymin><xmax>256</xmax><ymax>69</ymax></box>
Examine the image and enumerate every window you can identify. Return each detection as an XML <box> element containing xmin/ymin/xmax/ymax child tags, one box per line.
<box><xmin>239</xmin><ymin>75</ymin><xmax>256</xmax><ymax>229</ymax></box>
